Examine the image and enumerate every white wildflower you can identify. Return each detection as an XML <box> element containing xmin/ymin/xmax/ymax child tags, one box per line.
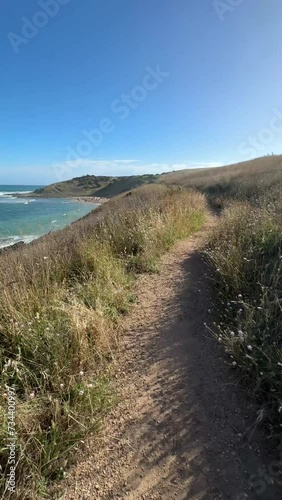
<box><xmin>247</xmin><ymin>345</ymin><xmax>253</xmax><ymax>352</ymax></box>
<box><xmin>79</xmin><ymin>371</ymin><xmax>84</xmax><ymax>376</ymax></box>
<box><xmin>79</xmin><ymin>390</ymin><xmax>84</xmax><ymax>396</ymax></box>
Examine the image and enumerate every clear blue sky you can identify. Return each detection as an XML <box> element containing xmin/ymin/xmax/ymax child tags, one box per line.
<box><xmin>1</xmin><ymin>0</ymin><xmax>282</xmax><ymax>184</ymax></box>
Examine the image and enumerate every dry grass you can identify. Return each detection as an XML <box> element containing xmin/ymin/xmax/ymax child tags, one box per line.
<box><xmin>0</xmin><ymin>185</ymin><xmax>206</xmax><ymax>498</ymax></box>
<box><xmin>159</xmin><ymin>154</ymin><xmax>282</xmax><ymax>440</ymax></box>
<box><xmin>160</xmin><ymin>154</ymin><xmax>282</xmax><ymax>209</ymax></box>
<box><xmin>204</xmin><ymin>166</ymin><xmax>282</xmax><ymax>440</ymax></box>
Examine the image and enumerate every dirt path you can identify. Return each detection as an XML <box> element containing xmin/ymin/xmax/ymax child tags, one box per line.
<box><xmin>62</xmin><ymin>219</ymin><xmax>281</xmax><ymax>499</ymax></box>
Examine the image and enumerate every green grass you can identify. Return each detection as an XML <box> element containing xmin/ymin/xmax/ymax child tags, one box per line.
<box><xmin>33</xmin><ymin>173</ymin><xmax>161</xmax><ymax>198</ymax></box>
<box><xmin>0</xmin><ymin>186</ymin><xmax>206</xmax><ymax>498</ymax></box>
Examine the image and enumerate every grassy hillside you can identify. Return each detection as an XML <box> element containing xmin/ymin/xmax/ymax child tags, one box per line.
<box><xmin>135</xmin><ymin>153</ymin><xmax>282</xmax><ymax>442</ymax></box>
<box><xmin>35</xmin><ymin>155</ymin><xmax>282</xmax><ymax>204</ymax></box>
<box><xmin>2</xmin><ymin>154</ymin><xmax>282</xmax><ymax>496</ymax></box>
<box><xmin>34</xmin><ymin>173</ymin><xmax>160</xmax><ymax>198</ymax></box>
<box><xmin>0</xmin><ymin>185</ymin><xmax>206</xmax><ymax>498</ymax></box>
<box><xmin>196</xmin><ymin>156</ymin><xmax>282</xmax><ymax>442</ymax></box>
<box><xmin>160</xmin><ymin>154</ymin><xmax>282</xmax><ymax>207</ymax></box>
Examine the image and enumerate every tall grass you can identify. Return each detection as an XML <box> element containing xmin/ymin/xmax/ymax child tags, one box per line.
<box><xmin>159</xmin><ymin>155</ymin><xmax>282</xmax><ymax>211</ymax></box>
<box><xmin>0</xmin><ymin>186</ymin><xmax>206</xmax><ymax>498</ymax></box>
<box><xmin>184</xmin><ymin>157</ymin><xmax>282</xmax><ymax>438</ymax></box>
<box><xmin>206</xmin><ymin>201</ymin><xmax>282</xmax><ymax>437</ymax></box>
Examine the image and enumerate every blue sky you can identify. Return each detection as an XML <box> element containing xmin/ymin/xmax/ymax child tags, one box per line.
<box><xmin>0</xmin><ymin>0</ymin><xmax>282</xmax><ymax>184</ymax></box>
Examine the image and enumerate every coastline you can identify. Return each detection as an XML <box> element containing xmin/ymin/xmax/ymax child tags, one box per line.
<box><xmin>15</xmin><ymin>193</ymin><xmax>109</xmax><ymax>204</ymax></box>
<box><xmin>0</xmin><ymin>194</ymin><xmax>107</xmax><ymax>253</ymax></box>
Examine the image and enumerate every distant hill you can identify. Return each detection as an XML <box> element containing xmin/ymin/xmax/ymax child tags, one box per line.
<box><xmin>34</xmin><ymin>155</ymin><xmax>282</xmax><ymax>200</ymax></box>
<box><xmin>34</xmin><ymin>174</ymin><xmax>160</xmax><ymax>198</ymax></box>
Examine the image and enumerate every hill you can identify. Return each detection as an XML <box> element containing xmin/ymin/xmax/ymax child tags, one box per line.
<box><xmin>160</xmin><ymin>154</ymin><xmax>282</xmax><ymax>199</ymax></box>
<box><xmin>2</xmin><ymin>154</ymin><xmax>282</xmax><ymax>496</ymax></box>
<box><xmin>34</xmin><ymin>155</ymin><xmax>282</xmax><ymax>203</ymax></box>
<box><xmin>34</xmin><ymin>173</ymin><xmax>160</xmax><ymax>198</ymax></box>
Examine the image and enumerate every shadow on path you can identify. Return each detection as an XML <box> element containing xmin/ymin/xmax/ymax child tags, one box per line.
<box><xmin>112</xmin><ymin>233</ymin><xmax>281</xmax><ymax>499</ymax></box>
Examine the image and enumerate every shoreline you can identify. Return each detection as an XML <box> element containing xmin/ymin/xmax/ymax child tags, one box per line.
<box><xmin>14</xmin><ymin>193</ymin><xmax>109</xmax><ymax>204</ymax></box>
<box><xmin>0</xmin><ymin>195</ymin><xmax>107</xmax><ymax>253</ymax></box>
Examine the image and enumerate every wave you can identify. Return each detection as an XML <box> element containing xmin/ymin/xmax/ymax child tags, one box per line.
<box><xmin>0</xmin><ymin>191</ymin><xmax>33</xmax><ymax>197</ymax></box>
<box><xmin>0</xmin><ymin>234</ymin><xmax>38</xmax><ymax>249</ymax></box>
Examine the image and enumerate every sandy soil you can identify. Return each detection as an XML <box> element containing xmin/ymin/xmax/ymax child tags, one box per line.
<box><xmin>60</xmin><ymin>218</ymin><xmax>281</xmax><ymax>499</ymax></box>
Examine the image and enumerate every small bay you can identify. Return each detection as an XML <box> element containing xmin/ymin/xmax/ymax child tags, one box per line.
<box><xmin>0</xmin><ymin>185</ymin><xmax>98</xmax><ymax>248</ymax></box>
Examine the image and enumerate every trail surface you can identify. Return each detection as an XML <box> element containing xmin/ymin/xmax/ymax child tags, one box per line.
<box><xmin>62</xmin><ymin>219</ymin><xmax>281</xmax><ymax>499</ymax></box>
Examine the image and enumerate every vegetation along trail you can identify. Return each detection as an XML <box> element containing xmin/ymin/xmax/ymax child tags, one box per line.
<box><xmin>62</xmin><ymin>215</ymin><xmax>281</xmax><ymax>500</ymax></box>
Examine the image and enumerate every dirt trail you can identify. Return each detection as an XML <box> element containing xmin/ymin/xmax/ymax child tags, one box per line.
<box><xmin>62</xmin><ymin>218</ymin><xmax>281</xmax><ymax>500</ymax></box>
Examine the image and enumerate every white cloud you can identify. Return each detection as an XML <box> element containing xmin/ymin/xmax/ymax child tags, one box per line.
<box><xmin>0</xmin><ymin>159</ymin><xmax>223</xmax><ymax>184</ymax></box>
<box><xmin>189</xmin><ymin>161</ymin><xmax>223</xmax><ymax>168</ymax></box>
<box><xmin>51</xmin><ymin>159</ymin><xmax>223</xmax><ymax>181</ymax></box>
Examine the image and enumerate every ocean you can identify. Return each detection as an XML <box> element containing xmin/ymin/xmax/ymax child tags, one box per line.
<box><xmin>0</xmin><ymin>185</ymin><xmax>98</xmax><ymax>249</ymax></box>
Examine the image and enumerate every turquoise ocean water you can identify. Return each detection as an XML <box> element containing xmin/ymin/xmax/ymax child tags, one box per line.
<box><xmin>0</xmin><ymin>185</ymin><xmax>98</xmax><ymax>248</ymax></box>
